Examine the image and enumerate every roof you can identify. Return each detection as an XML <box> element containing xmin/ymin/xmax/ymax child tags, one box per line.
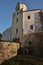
<box><xmin>23</xmin><ymin>9</ymin><xmax>41</xmax><ymax>12</ymax></box>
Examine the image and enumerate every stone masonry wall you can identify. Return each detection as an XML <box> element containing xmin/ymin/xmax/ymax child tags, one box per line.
<box><xmin>23</xmin><ymin>32</ymin><xmax>43</xmax><ymax>56</ymax></box>
<box><xmin>0</xmin><ymin>41</ymin><xmax>19</xmax><ymax>64</ymax></box>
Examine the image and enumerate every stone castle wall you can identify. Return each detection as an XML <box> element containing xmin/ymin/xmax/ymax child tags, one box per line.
<box><xmin>23</xmin><ymin>32</ymin><xmax>43</xmax><ymax>56</ymax></box>
<box><xmin>0</xmin><ymin>41</ymin><xmax>19</xmax><ymax>64</ymax></box>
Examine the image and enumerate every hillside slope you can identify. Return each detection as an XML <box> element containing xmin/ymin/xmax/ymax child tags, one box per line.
<box><xmin>1</xmin><ymin>55</ymin><xmax>43</xmax><ymax>65</ymax></box>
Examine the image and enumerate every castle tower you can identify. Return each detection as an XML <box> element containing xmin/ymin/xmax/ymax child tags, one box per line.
<box><xmin>12</xmin><ymin>2</ymin><xmax>42</xmax><ymax>47</ymax></box>
<box><xmin>11</xmin><ymin>2</ymin><xmax>27</xmax><ymax>46</ymax></box>
<box><xmin>16</xmin><ymin>2</ymin><xmax>27</xmax><ymax>11</ymax></box>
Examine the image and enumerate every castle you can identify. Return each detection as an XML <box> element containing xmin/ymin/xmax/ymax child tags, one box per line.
<box><xmin>0</xmin><ymin>2</ymin><xmax>43</xmax><ymax>64</ymax></box>
<box><xmin>2</xmin><ymin>2</ymin><xmax>43</xmax><ymax>48</ymax></box>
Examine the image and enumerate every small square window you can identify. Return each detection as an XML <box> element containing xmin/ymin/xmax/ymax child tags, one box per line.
<box><xmin>30</xmin><ymin>25</ymin><xmax>33</xmax><ymax>30</ymax></box>
<box><xmin>16</xmin><ymin>29</ymin><xmax>18</xmax><ymax>33</ymax></box>
<box><xmin>28</xmin><ymin>16</ymin><xmax>30</xmax><ymax>19</ymax></box>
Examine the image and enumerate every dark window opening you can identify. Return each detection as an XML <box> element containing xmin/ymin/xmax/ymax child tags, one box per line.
<box><xmin>16</xmin><ymin>29</ymin><xmax>18</xmax><ymax>33</ymax></box>
<box><xmin>28</xmin><ymin>16</ymin><xmax>30</xmax><ymax>19</ymax></box>
<box><xmin>30</xmin><ymin>25</ymin><xmax>33</xmax><ymax>30</ymax></box>
<box><xmin>29</xmin><ymin>41</ymin><xmax>32</xmax><ymax>45</ymax></box>
<box><xmin>16</xmin><ymin>18</ymin><xmax>18</xmax><ymax>22</ymax></box>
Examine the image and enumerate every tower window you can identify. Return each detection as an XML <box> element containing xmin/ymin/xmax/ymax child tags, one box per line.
<box><xmin>30</xmin><ymin>25</ymin><xmax>33</xmax><ymax>30</ymax></box>
<box><xmin>16</xmin><ymin>18</ymin><xmax>18</xmax><ymax>22</ymax></box>
<box><xmin>16</xmin><ymin>29</ymin><xmax>18</xmax><ymax>33</ymax></box>
<box><xmin>28</xmin><ymin>16</ymin><xmax>30</xmax><ymax>19</ymax></box>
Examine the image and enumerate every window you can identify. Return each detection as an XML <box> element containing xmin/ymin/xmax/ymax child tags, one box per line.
<box><xmin>29</xmin><ymin>41</ymin><xmax>31</xmax><ymax>45</ymax></box>
<box><xmin>28</xmin><ymin>16</ymin><xmax>30</xmax><ymax>19</ymax></box>
<box><xmin>16</xmin><ymin>18</ymin><xmax>18</xmax><ymax>22</ymax></box>
<box><xmin>16</xmin><ymin>29</ymin><xmax>18</xmax><ymax>33</ymax></box>
<box><xmin>30</xmin><ymin>25</ymin><xmax>33</xmax><ymax>30</ymax></box>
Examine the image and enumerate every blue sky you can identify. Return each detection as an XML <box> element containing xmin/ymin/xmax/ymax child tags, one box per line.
<box><xmin>0</xmin><ymin>0</ymin><xmax>43</xmax><ymax>33</ymax></box>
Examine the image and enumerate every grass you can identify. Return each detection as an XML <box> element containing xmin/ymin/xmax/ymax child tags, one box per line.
<box><xmin>1</xmin><ymin>55</ymin><xmax>43</xmax><ymax>65</ymax></box>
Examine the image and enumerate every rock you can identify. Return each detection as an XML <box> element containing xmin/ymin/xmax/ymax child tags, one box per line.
<box><xmin>0</xmin><ymin>41</ymin><xmax>19</xmax><ymax>64</ymax></box>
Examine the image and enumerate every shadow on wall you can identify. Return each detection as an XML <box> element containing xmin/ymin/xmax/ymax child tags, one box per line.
<box><xmin>17</xmin><ymin>32</ymin><xmax>43</xmax><ymax>57</ymax></box>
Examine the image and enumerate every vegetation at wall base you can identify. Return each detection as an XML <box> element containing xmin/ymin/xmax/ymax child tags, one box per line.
<box><xmin>1</xmin><ymin>55</ymin><xmax>43</xmax><ymax>65</ymax></box>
